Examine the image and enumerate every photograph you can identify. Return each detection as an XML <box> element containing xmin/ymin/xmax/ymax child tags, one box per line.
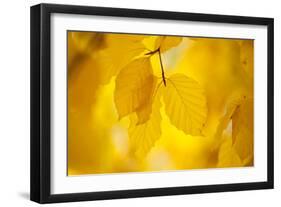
<box><xmin>67</xmin><ymin>31</ymin><xmax>254</xmax><ymax>176</ymax></box>
<box><xmin>30</xmin><ymin>3</ymin><xmax>273</xmax><ymax>203</ymax></box>
<box><xmin>0</xmin><ymin>0</ymin><xmax>278</xmax><ymax>206</ymax></box>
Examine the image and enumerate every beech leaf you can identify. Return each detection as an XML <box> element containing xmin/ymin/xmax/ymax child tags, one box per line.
<box><xmin>114</xmin><ymin>57</ymin><xmax>155</xmax><ymax>119</ymax></box>
<box><xmin>163</xmin><ymin>74</ymin><xmax>207</xmax><ymax>136</ymax></box>
<box><xmin>129</xmin><ymin>94</ymin><xmax>162</xmax><ymax>157</ymax></box>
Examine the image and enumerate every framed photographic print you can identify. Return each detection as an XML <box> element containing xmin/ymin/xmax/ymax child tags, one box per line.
<box><xmin>30</xmin><ymin>3</ymin><xmax>274</xmax><ymax>203</ymax></box>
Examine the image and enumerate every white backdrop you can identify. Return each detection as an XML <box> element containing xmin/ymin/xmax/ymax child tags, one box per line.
<box><xmin>0</xmin><ymin>0</ymin><xmax>279</xmax><ymax>206</ymax></box>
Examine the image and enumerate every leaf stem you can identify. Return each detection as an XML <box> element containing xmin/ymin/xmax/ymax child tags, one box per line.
<box><xmin>157</xmin><ymin>48</ymin><xmax>166</xmax><ymax>86</ymax></box>
<box><xmin>145</xmin><ymin>47</ymin><xmax>167</xmax><ymax>86</ymax></box>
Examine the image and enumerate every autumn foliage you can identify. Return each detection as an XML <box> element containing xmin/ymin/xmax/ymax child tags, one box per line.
<box><xmin>67</xmin><ymin>32</ymin><xmax>253</xmax><ymax>175</ymax></box>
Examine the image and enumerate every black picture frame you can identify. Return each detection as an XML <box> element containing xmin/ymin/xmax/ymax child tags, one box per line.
<box><xmin>30</xmin><ymin>3</ymin><xmax>274</xmax><ymax>204</ymax></box>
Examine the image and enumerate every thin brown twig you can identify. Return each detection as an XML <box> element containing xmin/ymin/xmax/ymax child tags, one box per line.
<box><xmin>157</xmin><ymin>48</ymin><xmax>166</xmax><ymax>86</ymax></box>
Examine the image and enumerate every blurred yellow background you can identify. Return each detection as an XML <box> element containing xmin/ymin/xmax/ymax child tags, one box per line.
<box><xmin>67</xmin><ymin>31</ymin><xmax>253</xmax><ymax>175</ymax></box>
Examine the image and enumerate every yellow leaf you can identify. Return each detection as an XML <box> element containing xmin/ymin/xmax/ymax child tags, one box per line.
<box><xmin>214</xmin><ymin>93</ymin><xmax>243</xmax><ymax>141</ymax></box>
<box><xmin>163</xmin><ymin>74</ymin><xmax>207</xmax><ymax>136</ymax></box>
<box><xmin>96</xmin><ymin>34</ymin><xmax>146</xmax><ymax>84</ymax></box>
<box><xmin>114</xmin><ymin>57</ymin><xmax>155</xmax><ymax>119</ymax></box>
<box><xmin>144</xmin><ymin>36</ymin><xmax>182</xmax><ymax>52</ymax></box>
<box><xmin>232</xmin><ymin>98</ymin><xmax>253</xmax><ymax>162</ymax></box>
<box><xmin>135</xmin><ymin>76</ymin><xmax>160</xmax><ymax>124</ymax></box>
<box><xmin>158</xmin><ymin>36</ymin><xmax>183</xmax><ymax>52</ymax></box>
<box><xmin>217</xmin><ymin>136</ymin><xmax>242</xmax><ymax>168</ymax></box>
<box><xmin>216</xmin><ymin>95</ymin><xmax>253</xmax><ymax>164</ymax></box>
<box><xmin>129</xmin><ymin>94</ymin><xmax>162</xmax><ymax>157</ymax></box>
